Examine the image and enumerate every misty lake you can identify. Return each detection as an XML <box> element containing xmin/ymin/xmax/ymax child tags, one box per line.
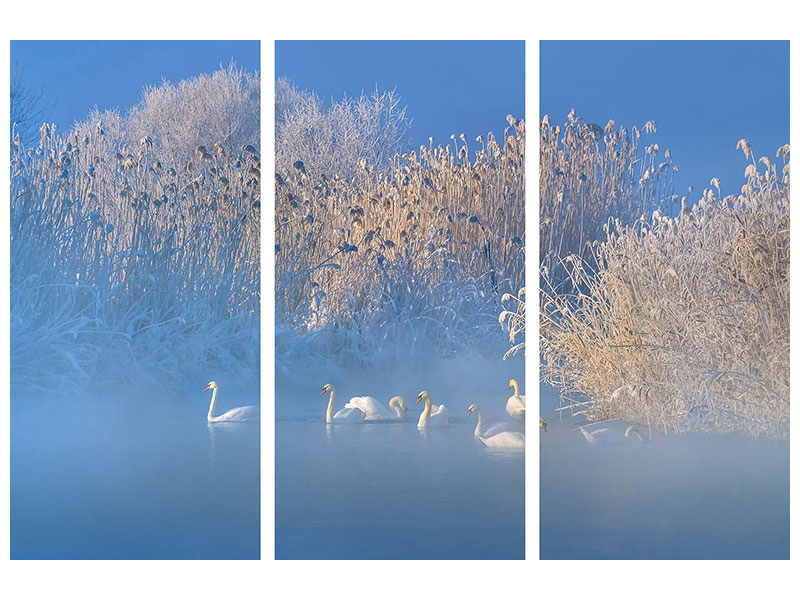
<box><xmin>11</xmin><ymin>390</ymin><xmax>260</xmax><ymax>559</ymax></box>
<box><xmin>275</xmin><ymin>359</ymin><xmax>525</xmax><ymax>559</ymax></box>
<box><xmin>540</xmin><ymin>385</ymin><xmax>789</xmax><ymax>559</ymax></box>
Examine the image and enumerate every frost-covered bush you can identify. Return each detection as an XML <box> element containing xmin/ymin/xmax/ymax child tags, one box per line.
<box><xmin>276</xmin><ymin>78</ymin><xmax>411</xmax><ymax>181</ymax></box>
<box><xmin>541</xmin><ymin>142</ymin><xmax>789</xmax><ymax>438</ymax></box>
<box><xmin>276</xmin><ymin>117</ymin><xmax>525</xmax><ymax>371</ymax></box>
<box><xmin>10</xmin><ymin>66</ymin><xmax>260</xmax><ymax>395</ymax></box>
<box><xmin>540</xmin><ymin>110</ymin><xmax>676</xmax><ymax>287</ymax></box>
<box><xmin>127</xmin><ymin>63</ymin><xmax>259</xmax><ymax>164</ymax></box>
<box><xmin>70</xmin><ymin>63</ymin><xmax>259</xmax><ymax>168</ymax></box>
<box><xmin>10</xmin><ymin>64</ymin><xmax>46</xmax><ymax>148</ymax></box>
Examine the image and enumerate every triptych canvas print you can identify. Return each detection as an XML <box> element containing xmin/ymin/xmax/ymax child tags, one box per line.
<box><xmin>6</xmin><ymin>39</ymin><xmax>790</xmax><ymax>569</ymax></box>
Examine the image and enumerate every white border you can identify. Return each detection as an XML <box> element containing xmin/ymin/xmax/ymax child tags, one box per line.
<box><xmin>2</xmin><ymin>2</ymin><xmax>797</xmax><ymax>599</ymax></box>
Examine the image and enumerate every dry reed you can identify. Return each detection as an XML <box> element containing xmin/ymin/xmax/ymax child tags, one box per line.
<box><xmin>541</xmin><ymin>137</ymin><xmax>789</xmax><ymax>438</ymax></box>
<box><xmin>10</xmin><ymin>68</ymin><xmax>260</xmax><ymax>394</ymax></box>
<box><xmin>275</xmin><ymin>117</ymin><xmax>525</xmax><ymax>369</ymax></box>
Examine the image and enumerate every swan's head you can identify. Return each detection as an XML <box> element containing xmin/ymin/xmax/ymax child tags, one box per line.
<box><xmin>389</xmin><ymin>396</ymin><xmax>407</xmax><ymax>416</ymax></box>
<box><xmin>509</xmin><ymin>378</ymin><xmax>519</xmax><ymax>392</ymax></box>
<box><xmin>466</xmin><ymin>403</ymin><xmax>479</xmax><ymax>417</ymax></box>
<box><xmin>204</xmin><ymin>381</ymin><xmax>217</xmax><ymax>392</ymax></box>
<box><xmin>416</xmin><ymin>390</ymin><xmax>430</xmax><ymax>404</ymax></box>
<box><xmin>321</xmin><ymin>383</ymin><xmax>334</xmax><ymax>395</ymax></box>
<box><xmin>540</xmin><ymin>416</ymin><xmax>548</xmax><ymax>432</ymax></box>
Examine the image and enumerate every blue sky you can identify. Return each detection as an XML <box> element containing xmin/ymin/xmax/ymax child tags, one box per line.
<box><xmin>10</xmin><ymin>40</ymin><xmax>260</xmax><ymax>133</ymax></box>
<box><xmin>541</xmin><ymin>41</ymin><xmax>789</xmax><ymax>198</ymax></box>
<box><xmin>276</xmin><ymin>40</ymin><xmax>525</xmax><ymax>152</ymax></box>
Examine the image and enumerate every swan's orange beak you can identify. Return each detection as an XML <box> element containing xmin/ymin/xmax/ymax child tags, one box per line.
<box><xmin>320</xmin><ymin>388</ymin><xmax>326</xmax><ymax>395</ymax></box>
<box><xmin>203</xmin><ymin>384</ymin><xmax>211</xmax><ymax>392</ymax></box>
<box><xmin>466</xmin><ymin>408</ymin><xmax>473</xmax><ymax>416</ymax></box>
<box><xmin>416</xmin><ymin>394</ymin><xmax>423</xmax><ymax>404</ymax></box>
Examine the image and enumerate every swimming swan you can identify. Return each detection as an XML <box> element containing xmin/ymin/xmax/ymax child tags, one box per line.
<box><xmin>466</xmin><ymin>403</ymin><xmax>519</xmax><ymax>437</ymax></box>
<box><xmin>579</xmin><ymin>424</ymin><xmax>644</xmax><ymax>445</ymax></box>
<box><xmin>345</xmin><ymin>396</ymin><xmax>407</xmax><ymax>421</ymax></box>
<box><xmin>416</xmin><ymin>390</ymin><xmax>449</xmax><ymax>428</ymax></box>
<box><xmin>467</xmin><ymin>404</ymin><xmax>525</xmax><ymax>449</ymax></box>
<box><xmin>321</xmin><ymin>384</ymin><xmax>366</xmax><ymax>423</ymax></box>
<box><xmin>506</xmin><ymin>378</ymin><xmax>526</xmax><ymax>420</ymax></box>
<box><xmin>204</xmin><ymin>381</ymin><xmax>259</xmax><ymax>422</ymax></box>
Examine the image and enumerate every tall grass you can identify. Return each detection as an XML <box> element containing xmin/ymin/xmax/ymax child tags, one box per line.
<box><xmin>10</xmin><ymin>66</ymin><xmax>260</xmax><ymax>395</ymax></box>
<box><xmin>540</xmin><ymin>110</ymin><xmax>676</xmax><ymax>287</ymax></box>
<box><xmin>275</xmin><ymin>115</ymin><xmax>525</xmax><ymax>371</ymax></box>
<box><xmin>541</xmin><ymin>140</ymin><xmax>789</xmax><ymax>438</ymax></box>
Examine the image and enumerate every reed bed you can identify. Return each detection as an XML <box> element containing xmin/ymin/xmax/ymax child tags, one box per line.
<box><xmin>275</xmin><ymin>116</ymin><xmax>525</xmax><ymax>370</ymax></box>
<box><xmin>541</xmin><ymin>140</ymin><xmax>790</xmax><ymax>438</ymax></box>
<box><xmin>10</xmin><ymin>67</ymin><xmax>260</xmax><ymax>394</ymax></box>
<box><xmin>540</xmin><ymin>110</ymin><xmax>676</xmax><ymax>287</ymax></box>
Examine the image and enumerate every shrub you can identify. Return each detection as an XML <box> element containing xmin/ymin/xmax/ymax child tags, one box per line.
<box><xmin>10</xmin><ymin>66</ymin><xmax>260</xmax><ymax>394</ymax></box>
<box><xmin>540</xmin><ymin>141</ymin><xmax>789</xmax><ymax>438</ymax></box>
<box><xmin>275</xmin><ymin>78</ymin><xmax>411</xmax><ymax>181</ymax></box>
<box><xmin>275</xmin><ymin>116</ymin><xmax>525</xmax><ymax>371</ymax></box>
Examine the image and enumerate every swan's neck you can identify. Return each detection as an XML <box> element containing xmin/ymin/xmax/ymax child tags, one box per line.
<box><xmin>390</xmin><ymin>397</ymin><xmax>405</xmax><ymax>418</ymax></box>
<box><xmin>511</xmin><ymin>380</ymin><xmax>520</xmax><ymax>396</ymax></box>
<box><xmin>419</xmin><ymin>397</ymin><xmax>431</xmax><ymax>426</ymax></box>
<box><xmin>207</xmin><ymin>388</ymin><xmax>218</xmax><ymax>421</ymax></box>
<box><xmin>473</xmin><ymin>409</ymin><xmax>484</xmax><ymax>437</ymax></box>
<box><xmin>625</xmin><ymin>425</ymin><xmax>643</xmax><ymax>441</ymax></box>
<box><xmin>326</xmin><ymin>389</ymin><xmax>335</xmax><ymax>424</ymax></box>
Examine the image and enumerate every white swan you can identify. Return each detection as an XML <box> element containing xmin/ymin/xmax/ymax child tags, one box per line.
<box><xmin>579</xmin><ymin>424</ymin><xmax>644</xmax><ymax>445</ymax></box>
<box><xmin>344</xmin><ymin>396</ymin><xmax>407</xmax><ymax>421</ymax></box>
<box><xmin>506</xmin><ymin>378</ymin><xmax>526</xmax><ymax>420</ymax></box>
<box><xmin>467</xmin><ymin>404</ymin><xmax>525</xmax><ymax>448</ymax></box>
<box><xmin>204</xmin><ymin>381</ymin><xmax>259</xmax><ymax>422</ymax></box>
<box><xmin>466</xmin><ymin>403</ymin><xmax>520</xmax><ymax>437</ymax></box>
<box><xmin>416</xmin><ymin>390</ymin><xmax>449</xmax><ymax>428</ymax></box>
<box><xmin>321</xmin><ymin>384</ymin><xmax>365</xmax><ymax>423</ymax></box>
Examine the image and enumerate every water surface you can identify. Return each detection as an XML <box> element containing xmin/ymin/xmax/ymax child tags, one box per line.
<box><xmin>540</xmin><ymin>385</ymin><xmax>789</xmax><ymax>559</ymax></box>
<box><xmin>11</xmin><ymin>391</ymin><xmax>260</xmax><ymax>559</ymax></box>
<box><xmin>276</xmin><ymin>363</ymin><xmax>525</xmax><ymax>559</ymax></box>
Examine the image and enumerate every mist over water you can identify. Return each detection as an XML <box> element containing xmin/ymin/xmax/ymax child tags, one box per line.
<box><xmin>11</xmin><ymin>385</ymin><xmax>260</xmax><ymax>559</ymax></box>
<box><xmin>540</xmin><ymin>385</ymin><xmax>789</xmax><ymax>559</ymax></box>
<box><xmin>276</xmin><ymin>355</ymin><xmax>525</xmax><ymax>559</ymax></box>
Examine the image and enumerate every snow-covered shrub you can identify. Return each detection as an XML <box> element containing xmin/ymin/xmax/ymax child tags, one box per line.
<box><xmin>275</xmin><ymin>78</ymin><xmax>411</xmax><ymax>181</ymax></box>
<box><xmin>126</xmin><ymin>63</ymin><xmax>259</xmax><ymax>165</ymax></box>
<box><xmin>540</xmin><ymin>143</ymin><xmax>789</xmax><ymax>438</ymax></box>
<box><xmin>67</xmin><ymin>62</ymin><xmax>260</xmax><ymax>169</ymax></box>
<box><xmin>275</xmin><ymin>117</ymin><xmax>525</xmax><ymax>371</ymax></box>
<box><xmin>10</xmin><ymin>64</ymin><xmax>46</xmax><ymax>148</ymax></box>
<box><xmin>10</xmin><ymin>66</ymin><xmax>260</xmax><ymax>394</ymax></box>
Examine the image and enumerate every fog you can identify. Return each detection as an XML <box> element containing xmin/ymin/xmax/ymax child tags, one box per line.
<box><xmin>11</xmin><ymin>382</ymin><xmax>259</xmax><ymax>559</ymax></box>
<box><xmin>276</xmin><ymin>354</ymin><xmax>526</xmax><ymax>559</ymax></box>
<box><xmin>540</xmin><ymin>385</ymin><xmax>789</xmax><ymax>559</ymax></box>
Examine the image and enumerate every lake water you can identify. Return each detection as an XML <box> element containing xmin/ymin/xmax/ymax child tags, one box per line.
<box><xmin>275</xmin><ymin>359</ymin><xmax>525</xmax><ymax>559</ymax></box>
<box><xmin>540</xmin><ymin>385</ymin><xmax>789</xmax><ymax>559</ymax></box>
<box><xmin>11</xmin><ymin>389</ymin><xmax>260</xmax><ymax>559</ymax></box>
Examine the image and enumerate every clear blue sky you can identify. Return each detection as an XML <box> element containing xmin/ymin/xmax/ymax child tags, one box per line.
<box><xmin>10</xmin><ymin>40</ymin><xmax>260</xmax><ymax>133</ymax></box>
<box><xmin>276</xmin><ymin>40</ymin><xmax>525</xmax><ymax>152</ymax></box>
<box><xmin>541</xmin><ymin>41</ymin><xmax>789</xmax><ymax>198</ymax></box>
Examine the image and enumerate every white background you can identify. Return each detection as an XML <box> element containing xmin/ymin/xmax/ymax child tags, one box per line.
<box><xmin>1</xmin><ymin>2</ymin><xmax>797</xmax><ymax>598</ymax></box>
